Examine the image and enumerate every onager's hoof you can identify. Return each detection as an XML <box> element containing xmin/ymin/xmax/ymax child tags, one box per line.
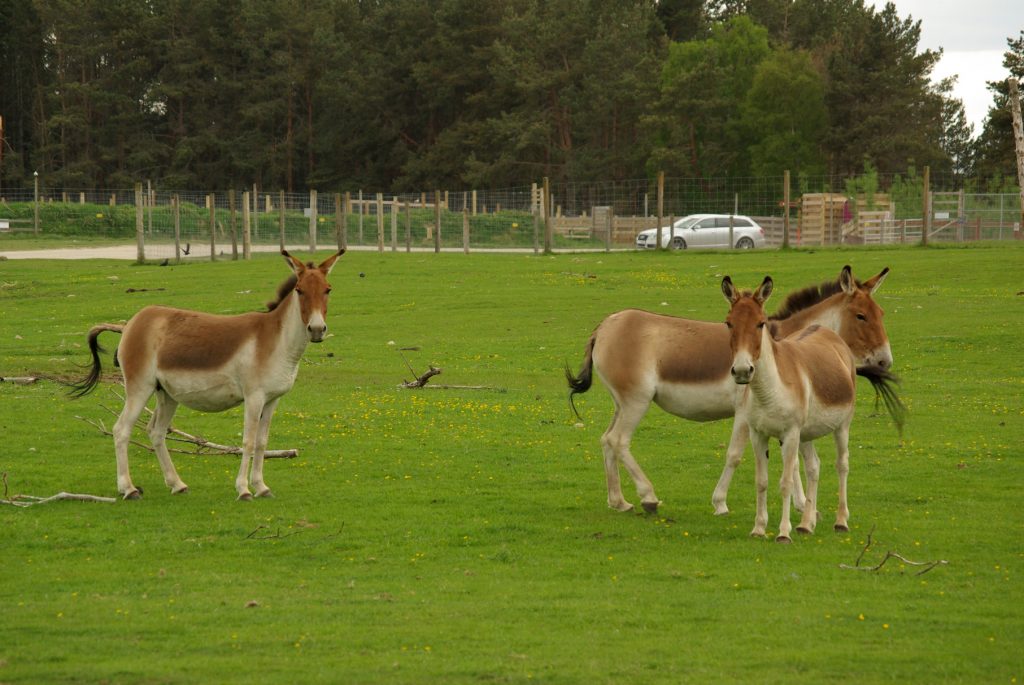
<box><xmin>641</xmin><ymin>500</ymin><xmax>660</xmax><ymax>514</ymax></box>
<box><xmin>123</xmin><ymin>488</ymin><xmax>142</xmax><ymax>501</ymax></box>
<box><xmin>834</xmin><ymin>523</ymin><xmax>850</xmax><ymax>533</ymax></box>
<box><xmin>796</xmin><ymin>526</ymin><xmax>814</xmax><ymax>535</ymax></box>
<box><xmin>255</xmin><ymin>489</ymin><xmax>274</xmax><ymax>499</ymax></box>
<box><xmin>775</xmin><ymin>534</ymin><xmax>793</xmax><ymax>544</ymax></box>
<box><xmin>237</xmin><ymin>492</ymin><xmax>254</xmax><ymax>502</ymax></box>
<box><xmin>749</xmin><ymin>530</ymin><xmax>767</xmax><ymax>539</ymax></box>
<box><xmin>713</xmin><ymin>505</ymin><xmax>730</xmax><ymax>517</ymax></box>
<box><xmin>609</xmin><ymin>501</ymin><xmax>634</xmax><ymax>513</ymax></box>
<box><xmin>172</xmin><ymin>485</ymin><xmax>189</xmax><ymax>495</ymax></box>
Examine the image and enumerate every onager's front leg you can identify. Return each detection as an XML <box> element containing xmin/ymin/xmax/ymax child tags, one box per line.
<box><xmin>776</xmin><ymin>430</ymin><xmax>801</xmax><ymax>543</ymax></box>
<box><xmin>250</xmin><ymin>398</ymin><xmax>280</xmax><ymax>498</ymax></box>
<box><xmin>748</xmin><ymin>431</ymin><xmax>770</xmax><ymax>538</ymax></box>
<box><xmin>236</xmin><ymin>399</ymin><xmax>266</xmax><ymax>500</ymax></box>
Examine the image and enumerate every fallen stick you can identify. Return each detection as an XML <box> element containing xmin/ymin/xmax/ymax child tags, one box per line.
<box><xmin>1</xmin><ymin>472</ymin><xmax>116</xmax><ymax>507</ymax></box>
<box><xmin>2</xmin><ymin>492</ymin><xmax>117</xmax><ymax>507</ymax></box>
<box><xmin>74</xmin><ymin>389</ymin><xmax>298</xmax><ymax>459</ymax></box>
<box><xmin>396</xmin><ymin>351</ymin><xmax>505</xmax><ymax>391</ymax></box>
<box><xmin>0</xmin><ymin>375</ymin><xmax>40</xmax><ymax>385</ymax></box>
<box><xmin>400</xmin><ymin>365</ymin><xmax>443</xmax><ymax>388</ymax></box>
<box><xmin>839</xmin><ymin>525</ymin><xmax>948</xmax><ymax>576</ymax></box>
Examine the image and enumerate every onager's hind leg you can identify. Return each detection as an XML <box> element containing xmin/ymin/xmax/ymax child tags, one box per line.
<box><xmin>149</xmin><ymin>390</ymin><xmax>188</xmax><ymax>494</ymax></box>
<box><xmin>795</xmin><ymin>441</ymin><xmax>820</xmax><ymax>534</ymax></box>
<box><xmin>833</xmin><ymin>425</ymin><xmax>852</xmax><ymax>532</ymax></box>
<box><xmin>601</xmin><ymin>398</ymin><xmax>659</xmax><ymax>512</ymax></box>
<box><xmin>249</xmin><ymin>398</ymin><xmax>280</xmax><ymax>498</ymax></box>
<box><xmin>113</xmin><ymin>386</ymin><xmax>152</xmax><ymax>500</ymax></box>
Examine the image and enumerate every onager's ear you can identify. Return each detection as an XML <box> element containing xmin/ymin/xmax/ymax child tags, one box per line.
<box><xmin>862</xmin><ymin>266</ymin><xmax>890</xmax><ymax>294</ymax></box>
<box><xmin>318</xmin><ymin>249</ymin><xmax>345</xmax><ymax>275</ymax></box>
<box><xmin>282</xmin><ymin>249</ymin><xmax>307</xmax><ymax>275</ymax></box>
<box><xmin>839</xmin><ymin>265</ymin><xmax>856</xmax><ymax>295</ymax></box>
<box><xmin>721</xmin><ymin>276</ymin><xmax>739</xmax><ymax>304</ymax></box>
<box><xmin>755</xmin><ymin>276</ymin><xmax>773</xmax><ymax>304</ymax></box>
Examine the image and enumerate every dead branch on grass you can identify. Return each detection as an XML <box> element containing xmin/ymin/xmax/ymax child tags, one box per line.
<box><xmin>245</xmin><ymin>523</ymin><xmax>345</xmax><ymax>542</ymax></box>
<box><xmin>397</xmin><ymin>348</ymin><xmax>505</xmax><ymax>391</ymax></box>
<box><xmin>75</xmin><ymin>389</ymin><xmax>298</xmax><ymax>459</ymax></box>
<box><xmin>839</xmin><ymin>525</ymin><xmax>948</xmax><ymax>576</ymax></box>
<box><xmin>401</xmin><ymin>365</ymin><xmax>443</xmax><ymax>388</ymax></box>
<box><xmin>0</xmin><ymin>375</ymin><xmax>41</xmax><ymax>385</ymax></box>
<box><xmin>1</xmin><ymin>472</ymin><xmax>115</xmax><ymax>507</ymax></box>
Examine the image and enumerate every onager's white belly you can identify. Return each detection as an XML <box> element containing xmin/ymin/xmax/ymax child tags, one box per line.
<box><xmin>748</xmin><ymin>401</ymin><xmax>853</xmax><ymax>443</ymax></box>
<box><xmin>160</xmin><ymin>372</ymin><xmax>246</xmax><ymax>412</ymax></box>
<box><xmin>653</xmin><ymin>378</ymin><xmax>739</xmax><ymax>422</ymax></box>
<box><xmin>799</xmin><ymin>404</ymin><xmax>854</xmax><ymax>442</ymax></box>
<box><xmin>159</xmin><ymin>366</ymin><xmax>298</xmax><ymax>412</ymax></box>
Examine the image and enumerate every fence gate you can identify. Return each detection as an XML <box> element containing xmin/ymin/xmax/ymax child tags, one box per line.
<box><xmin>930</xmin><ymin>191</ymin><xmax>965</xmax><ymax>241</ymax></box>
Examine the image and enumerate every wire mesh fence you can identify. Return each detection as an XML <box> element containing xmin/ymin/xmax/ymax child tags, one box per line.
<box><xmin>2</xmin><ymin>173</ymin><xmax>1021</xmax><ymax>261</ymax></box>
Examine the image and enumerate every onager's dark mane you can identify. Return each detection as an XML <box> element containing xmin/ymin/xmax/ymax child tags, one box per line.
<box><xmin>265</xmin><ymin>261</ymin><xmax>314</xmax><ymax>311</ymax></box>
<box><xmin>768</xmin><ymin>276</ymin><xmax>862</xmax><ymax>322</ymax></box>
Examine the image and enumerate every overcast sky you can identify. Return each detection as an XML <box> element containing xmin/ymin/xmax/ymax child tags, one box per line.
<box><xmin>869</xmin><ymin>0</ymin><xmax>1023</xmax><ymax>133</ymax></box>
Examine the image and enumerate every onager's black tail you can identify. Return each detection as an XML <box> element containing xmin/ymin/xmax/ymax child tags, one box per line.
<box><xmin>857</xmin><ymin>365</ymin><xmax>907</xmax><ymax>436</ymax></box>
<box><xmin>67</xmin><ymin>324</ymin><xmax>124</xmax><ymax>398</ymax></box>
<box><xmin>565</xmin><ymin>334</ymin><xmax>597</xmax><ymax>420</ymax></box>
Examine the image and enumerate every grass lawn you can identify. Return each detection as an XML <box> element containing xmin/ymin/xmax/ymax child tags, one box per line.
<box><xmin>1</xmin><ymin>244</ymin><xmax>1021</xmax><ymax>683</ymax></box>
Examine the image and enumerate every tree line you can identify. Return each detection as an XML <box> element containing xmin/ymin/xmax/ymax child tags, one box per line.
<box><xmin>0</xmin><ymin>0</ymin><xmax>1021</xmax><ymax>194</ymax></box>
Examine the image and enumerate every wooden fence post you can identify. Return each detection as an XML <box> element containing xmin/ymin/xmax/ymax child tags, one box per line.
<box><xmin>922</xmin><ymin>166</ymin><xmax>930</xmax><ymax>246</ymax></box>
<box><xmin>251</xmin><ymin>183</ymin><xmax>258</xmax><ymax>242</ymax></box>
<box><xmin>376</xmin><ymin>192</ymin><xmax>385</xmax><ymax>253</ymax></box>
<box><xmin>391</xmin><ymin>195</ymin><xmax>399</xmax><ymax>252</ymax></box>
<box><xmin>543</xmin><ymin>177</ymin><xmax>552</xmax><ymax>254</ymax></box>
<box><xmin>656</xmin><ymin>171</ymin><xmax>664</xmax><ymax>251</ymax></box>
<box><xmin>173</xmin><ymin>194</ymin><xmax>181</xmax><ymax>263</ymax></box>
<box><xmin>606</xmin><ymin>206</ymin><xmax>614</xmax><ymax>252</ymax></box>
<box><xmin>135</xmin><ymin>182</ymin><xmax>145</xmax><ymax>263</ymax></box>
<box><xmin>308</xmin><ymin>189</ymin><xmax>318</xmax><ymax>252</ymax></box>
<box><xmin>342</xmin><ymin>191</ymin><xmax>350</xmax><ymax>249</ymax></box>
<box><xmin>242</xmin><ymin>191</ymin><xmax>252</xmax><ymax>259</ymax></box>
<box><xmin>33</xmin><ymin>172</ymin><xmax>40</xmax><ymax>235</ymax></box>
<box><xmin>782</xmin><ymin>170</ymin><xmax>791</xmax><ymax>249</ymax></box>
<box><xmin>146</xmin><ymin>179</ymin><xmax>153</xmax><ymax>235</ymax></box>
<box><xmin>358</xmin><ymin>190</ymin><xmax>364</xmax><ymax>244</ymax></box>
<box><xmin>463</xmin><ymin>207</ymin><xmax>470</xmax><ymax>253</ymax></box>
<box><xmin>335</xmin><ymin>193</ymin><xmax>344</xmax><ymax>250</ymax></box>
<box><xmin>278</xmin><ymin>190</ymin><xmax>286</xmax><ymax>250</ymax></box>
<box><xmin>229</xmin><ymin>189</ymin><xmax>238</xmax><ymax>260</ymax></box>
<box><xmin>434</xmin><ymin>190</ymin><xmax>442</xmax><ymax>253</ymax></box>
<box><xmin>404</xmin><ymin>201</ymin><xmax>411</xmax><ymax>252</ymax></box>
<box><xmin>207</xmin><ymin>194</ymin><xmax>216</xmax><ymax>261</ymax></box>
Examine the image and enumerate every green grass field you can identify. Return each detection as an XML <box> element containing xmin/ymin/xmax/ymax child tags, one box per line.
<box><xmin>1</xmin><ymin>244</ymin><xmax>1021</xmax><ymax>683</ymax></box>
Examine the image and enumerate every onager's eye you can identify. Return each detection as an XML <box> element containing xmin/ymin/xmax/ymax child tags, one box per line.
<box><xmin>756</xmin><ymin>321</ymin><xmax>765</xmax><ymax>329</ymax></box>
<box><xmin>856</xmin><ymin>313</ymin><xmax>867</xmax><ymax>321</ymax></box>
<box><xmin>725</xmin><ymin>322</ymin><xmax>733</xmax><ymax>329</ymax></box>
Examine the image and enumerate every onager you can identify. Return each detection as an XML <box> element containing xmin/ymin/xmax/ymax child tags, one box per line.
<box><xmin>71</xmin><ymin>250</ymin><xmax>343</xmax><ymax>500</ymax></box>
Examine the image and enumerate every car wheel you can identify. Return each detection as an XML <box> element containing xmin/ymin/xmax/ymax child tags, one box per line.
<box><xmin>670</xmin><ymin>237</ymin><xmax>686</xmax><ymax>250</ymax></box>
<box><xmin>736</xmin><ymin>237</ymin><xmax>754</xmax><ymax>249</ymax></box>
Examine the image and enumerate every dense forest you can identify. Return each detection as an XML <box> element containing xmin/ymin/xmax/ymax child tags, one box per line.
<box><xmin>0</xmin><ymin>0</ymin><xmax>1021</xmax><ymax>193</ymax></box>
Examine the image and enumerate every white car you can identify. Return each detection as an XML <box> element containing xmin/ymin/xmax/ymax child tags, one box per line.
<box><xmin>635</xmin><ymin>214</ymin><xmax>766</xmax><ymax>250</ymax></box>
